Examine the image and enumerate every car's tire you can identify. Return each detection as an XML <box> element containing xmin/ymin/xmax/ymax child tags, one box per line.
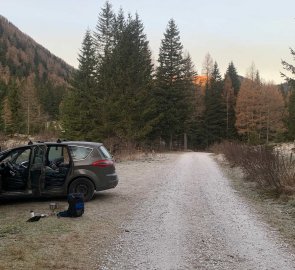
<box><xmin>68</xmin><ymin>178</ymin><xmax>95</xmax><ymax>202</ymax></box>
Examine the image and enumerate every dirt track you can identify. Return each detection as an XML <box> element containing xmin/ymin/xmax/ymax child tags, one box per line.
<box><xmin>1</xmin><ymin>152</ymin><xmax>295</xmax><ymax>269</ymax></box>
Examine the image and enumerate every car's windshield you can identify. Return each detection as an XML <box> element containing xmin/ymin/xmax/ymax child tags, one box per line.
<box><xmin>1</xmin><ymin>148</ymin><xmax>31</xmax><ymax>165</ymax></box>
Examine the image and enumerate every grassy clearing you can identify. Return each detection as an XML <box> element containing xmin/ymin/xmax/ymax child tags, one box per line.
<box><xmin>0</xmin><ymin>198</ymin><xmax>120</xmax><ymax>270</ymax></box>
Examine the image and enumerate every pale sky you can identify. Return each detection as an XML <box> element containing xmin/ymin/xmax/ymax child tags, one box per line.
<box><xmin>1</xmin><ymin>0</ymin><xmax>294</xmax><ymax>83</ymax></box>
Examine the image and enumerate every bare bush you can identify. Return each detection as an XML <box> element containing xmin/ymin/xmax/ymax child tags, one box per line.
<box><xmin>213</xmin><ymin>141</ymin><xmax>295</xmax><ymax>195</ymax></box>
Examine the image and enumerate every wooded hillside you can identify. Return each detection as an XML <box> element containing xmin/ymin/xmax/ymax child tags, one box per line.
<box><xmin>0</xmin><ymin>15</ymin><xmax>74</xmax><ymax>134</ymax></box>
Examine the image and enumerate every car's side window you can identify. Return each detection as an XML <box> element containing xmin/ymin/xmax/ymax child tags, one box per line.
<box><xmin>68</xmin><ymin>146</ymin><xmax>92</xmax><ymax>160</ymax></box>
<box><xmin>47</xmin><ymin>146</ymin><xmax>70</xmax><ymax>166</ymax></box>
<box><xmin>99</xmin><ymin>146</ymin><xmax>112</xmax><ymax>159</ymax></box>
<box><xmin>32</xmin><ymin>146</ymin><xmax>46</xmax><ymax>165</ymax></box>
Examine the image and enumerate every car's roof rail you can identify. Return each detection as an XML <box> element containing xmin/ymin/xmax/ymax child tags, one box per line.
<box><xmin>56</xmin><ymin>138</ymin><xmax>68</xmax><ymax>143</ymax></box>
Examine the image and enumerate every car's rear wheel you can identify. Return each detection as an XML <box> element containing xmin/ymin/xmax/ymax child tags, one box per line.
<box><xmin>68</xmin><ymin>178</ymin><xmax>95</xmax><ymax>201</ymax></box>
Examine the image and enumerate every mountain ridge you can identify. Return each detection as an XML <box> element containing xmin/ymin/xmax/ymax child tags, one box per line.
<box><xmin>0</xmin><ymin>14</ymin><xmax>74</xmax><ymax>85</ymax></box>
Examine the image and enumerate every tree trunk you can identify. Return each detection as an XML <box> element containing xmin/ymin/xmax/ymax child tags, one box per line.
<box><xmin>184</xmin><ymin>133</ymin><xmax>187</xmax><ymax>151</ymax></box>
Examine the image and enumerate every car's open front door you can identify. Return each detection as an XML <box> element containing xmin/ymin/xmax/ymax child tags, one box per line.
<box><xmin>29</xmin><ymin>145</ymin><xmax>46</xmax><ymax>196</ymax></box>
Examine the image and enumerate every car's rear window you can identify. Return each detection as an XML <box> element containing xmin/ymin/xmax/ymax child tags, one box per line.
<box><xmin>68</xmin><ymin>146</ymin><xmax>92</xmax><ymax>160</ymax></box>
<box><xmin>99</xmin><ymin>145</ymin><xmax>112</xmax><ymax>159</ymax></box>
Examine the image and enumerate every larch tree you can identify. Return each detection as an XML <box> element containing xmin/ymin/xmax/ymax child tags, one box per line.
<box><xmin>235</xmin><ymin>77</ymin><xmax>261</xmax><ymax>142</ymax></box>
<box><xmin>260</xmin><ymin>83</ymin><xmax>285</xmax><ymax>143</ymax></box>
<box><xmin>202</xmin><ymin>53</ymin><xmax>214</xmax><ymax>78</ymax></box>
<box><xmin>21</xmin><ymin>74</ymin><xmax>45</xmax><ymax>134</ymax></box>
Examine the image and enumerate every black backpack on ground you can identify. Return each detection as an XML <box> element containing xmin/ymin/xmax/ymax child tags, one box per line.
<box><xmin>57</xmin><ymin>193</ymin><xmax>84</xmax><ymax>217</ymax></box>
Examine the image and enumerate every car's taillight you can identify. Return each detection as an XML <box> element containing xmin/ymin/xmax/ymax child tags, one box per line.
<box><xmin>91</xmin><ymin>159</ymin><xmax>114</xmax><ymax>168</ymax></box>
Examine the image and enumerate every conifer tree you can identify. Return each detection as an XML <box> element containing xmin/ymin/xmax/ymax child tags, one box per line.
<box><xmin>204</xmin><ymin>62</ymin><xmax>226</xmax><ymax>145</ymax></box>
<box><xmin>154</xmin><ymin>19</ymin><xmax>192</xmax><ymax>148</ymax></box>
<box><xmin>61</xmin><ymin>29</ymin><xmax>99</xmax><ymax>140</ymax></box>
<box><xmin>223</xmin><ymin>74</ymin><xmax>237</xmax><ymax>139</ymax></box>
<box><xmin>100</xmin><ymin>13</ymin><xmax>154</xmax><ymax>142</ymax></box>
<box><xmin>156</xmin><ymin>19</ymin><xmax>184</xmax><ymax>87</ymax></box>
<box><xmin>2</xmin><ymin>96</ymin><xmax>12</xmax><ymax>134</ymax></box>
<box><xmin>0</xmin><ymin>80</ymin><xmax>7</xmax><ymax>132</ymax></box>
<box><xmin>93</xmin><ymin>1</ymin><xmax>115</xmax><ymax>60</ymax></box>
<box><xmin>225</xmin><ymin>61</ymin><xmax>240</xmax><ymax>95</ymax></box>
<box><xmin>7</xmin><ymin>79</ymin><xmax>23</xmax><ymax>133</ymax></box>
<box><xmin>281</xmin><ymin>47</ymin><xmax>295</xmax><ymax>139</ymax></box>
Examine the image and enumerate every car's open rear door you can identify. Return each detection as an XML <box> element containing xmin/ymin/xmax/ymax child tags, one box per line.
<box><xmin>29</xmin><ymin>145</ymin><xmax>46</xmax><ymax>196</ymax></box>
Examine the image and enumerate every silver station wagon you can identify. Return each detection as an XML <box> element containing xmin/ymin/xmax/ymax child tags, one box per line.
<box><xmin>0</xmin><ymin>140</ymin><xmax>118</xmax><ymax>201</ymax></box>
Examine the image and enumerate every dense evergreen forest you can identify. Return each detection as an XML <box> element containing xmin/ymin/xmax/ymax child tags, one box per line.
<box><xmin>1</xmin><ymin>2</ymin><xmax>295</xmax><ymax>150</ymax></box>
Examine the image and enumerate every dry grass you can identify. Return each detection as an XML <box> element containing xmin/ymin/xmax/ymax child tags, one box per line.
<box><xmin>211</xmin><ymin>141</ymin><xmax>295</xmax><ymax>195</ymax></box>
<box><xmin>0</xmin><ymin>195</ymin><xmax>123</xmax><ymax>270</ymax></box>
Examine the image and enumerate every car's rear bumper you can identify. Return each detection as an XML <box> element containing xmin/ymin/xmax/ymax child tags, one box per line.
<box><xmin>96</xmin><ymin>173</ymin><xmax>118</xmax><ymax>191</ymax></box>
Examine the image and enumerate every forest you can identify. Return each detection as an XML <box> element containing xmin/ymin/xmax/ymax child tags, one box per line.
<box><xmin>0</xmin><ymin>2</ymin><xmax>295</xmax><ymax>151</ymax></box>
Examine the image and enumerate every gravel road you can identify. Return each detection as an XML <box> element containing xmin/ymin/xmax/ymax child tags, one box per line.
<box><xmin>1</xmin><ymin>152</ymin><xmax>295</xmax><ymax>270</ymax></box>
<box><xmin>99</xmin><ymin>152</ymin><xmax>295</xmax><ymax>270</ymax></box>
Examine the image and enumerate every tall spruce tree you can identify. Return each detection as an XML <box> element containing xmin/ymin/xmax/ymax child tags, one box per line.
<box><xmin>61</xmin><ymin>29</ymin><xmax>99</xmax><ymax>140</ymax></box>
<box><xmin>97</xmin><ymin>13</ymin><xmax>154</xmax><ymax>143</ymax></box>
<box><xmin>93</xmin><ymin>1</ymin><xmax>115</xmax><ymax>60</ymax></box>
<box><xmin>226</xmin><ymin>61</ymin><xmax>240</xmax><ymax>95</ymax></box>
<box><xmin>204</xmin><ymin>62</ymin><xmax>226</xmax><ymax>146</ymax></box>
<box><xmin>7</xmin><ymin>79</ymin><xmax>23</xmax><ymax>133</ymax></box>
<box><xmin>154</xmin><ymin>19</ymin><xmax>191</xmax><ymax>149</ymax></box>
<box><xmin>156</xmin><ymin>19</ymin><xmax>184</xmax><ymax>86</ymax></box>
<box><xmin>223</xmin><ymin>74</ymin><xmax>236</xmax><ymax>139</ymax></box>
<box><xmin>282</xmin><ymin>47</ymin><xmax>295</xmax><ymax>139</ymax></box>
<box><xmin>224</xmin><ymin>61</ymin><xmax>240</xmax><ymax>139</ymax></box>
